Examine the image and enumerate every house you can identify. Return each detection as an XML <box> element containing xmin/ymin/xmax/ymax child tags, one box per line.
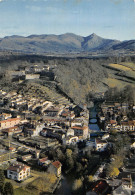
<box><xmin>63</xmin><ymin>135</ymin><xmax>78</xmax><ymax>145</ymax></box>
<box><xmin>38</xmin><ymin>157</ymin><xmax>51</xmax><ymax>166</ymax></box>
<box><xmin>0</xmin><ymin>118</ymin><xmax>20</xmax><ymax>130</ymax></box>
<box><xmin>48</xmin><ymin>161</ymin><xmax>62</xmax><ymax>177</ymax></box>
<box><xmin>71</xmin><ymin>119</ymin><xmax>84</xmax><ymax>127</ymax></box>
<box><xmin>2</xmin><ymin>126</ymin><xmax>22</xmax><ymax>136</ymax></box>
<box><xmin>71</xmin><ymin>126</ymin><xmax>89</xmax><ymax>139</ymax></box>
<box><xmin>87</xmin><ymin>180</ymin><xmax>110</xmax><ymax>195</ymax></box>
<box><xmin>105</xmin><ymin>120</ymin><xmax>117</xmax><ymax>131</ymax></box>
<box><xmin>121</xmin><ymin>121</ymin><xmax>135</xmax><ymax>131</ymax></box>
<box><xmin>46</xmin><ymin>128</ymin><xmax>66</xmax><ymax>140</ymax></box>
<box><xmin>25</xmin><ymin>123</ymin><xmax>45</xmax><ymax>136</ymax></box>
<box><xmin>21</xmin><ymin>154</ymin><xmax>33</xmax><ymax>162</ymax></box>
<box><xmin>101</xmin><ymin>133</ymin><xmax>109</xmax><ymax>140</ymax></box>
<box><xmin>43</xmin><ymin>106</ymin><xmax>59</xmax><ymax>117</ymax></box>
<box><xmin>25</xmin><ymin>74</ymin><xmax>40</xmax><ymax>80</ymax></box>
<box><xmin>95</xmin><ymin>138</ymin><xmax>108</xmax><ymax>152</ymax></box>
<box><xmin>66</xmin><ymin>129</ymin><xmax>74</xmax><ymax>136</ymax></box>
<box><xmin>43</xmin><ymin>117</ymin><xmax>66</xmax><ymax>126</ymax></box>
<box><xmin>0</xmin><ymin>113</ymin><xmax>12</xmax><ymax>120</ymax></box>
<box><xmin>7</xmin><ymin>164</ymin><xmax>30</xmax><ymax>181</ymax></box>
<box><xmin>8</xmin><ymin>147</ymin><xmax>16</xmax><ymax>152</ymax></box>
<box><xmin>61</xmin><ymin>110</ymin><xmax>75</xmax><ymax>120</ymax></box>
<box><xmin>130</xmin><ymin>142</ymin><xmax>135</xmax><ymax>148</ymax></box>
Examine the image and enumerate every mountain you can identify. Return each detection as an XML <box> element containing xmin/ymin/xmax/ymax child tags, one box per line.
<box><xmin>81</xmin><ymin>33</ymin><xmax>120</xmax><ymax>51</ymax></box>
<box><xmin>112</xmin><ymin>40</ymin><xmax>135</xmax><ymax>50</ymax></box>
<box><xmin>0</xmin><ymin>33</ymin><xmax>134</xmax><ymax>54</ymax></box>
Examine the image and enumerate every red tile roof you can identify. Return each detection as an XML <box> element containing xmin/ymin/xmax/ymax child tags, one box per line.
<box><xmin>121</xmin><ymin>121</ymin><xmax>135</xmax><ymax>126</ymax></box>
<box><xmin>0</xmin><ymin>118</ymin><xmax>20</xmax><ymax>123</ymax></box>
<box><xmin>39</xmin><ymin>157</ymin><xmax>48</xmax><ymax>163</ymax></box>
<box><xmin>72</xmin><ymin>126</ymin><xmax>87</xmax><ymax>130</ymax></box>
<box><xmin>92</xmin><ymin>180</ymin><xmax>109</xmax><ymax>194</ymax></box>
<box><xmin>110</xmin><ymin>120</ymin><xmax>117</xmax><ymax>124</ymax></box>
<box><xmin>7</xmin><ymin>164</ymin><xmax>30</xmax><ymax>173</ymax></box>
<box><xmin>52</xmin><ymin>161</ymin><xmax>62</xmax><ymax>169</ymax></box>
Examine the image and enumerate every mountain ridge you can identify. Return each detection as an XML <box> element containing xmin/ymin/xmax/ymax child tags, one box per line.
<box><xmin>0</xmin><ymin>33</ymin><xmax>134</xmax><ymax>54</ymax></box>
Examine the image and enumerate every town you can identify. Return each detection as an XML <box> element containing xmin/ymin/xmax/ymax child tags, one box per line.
<box><xmin>0</xmin><ymin>63</ymin><xmax>135</xmax><ymax>195</ymax></box>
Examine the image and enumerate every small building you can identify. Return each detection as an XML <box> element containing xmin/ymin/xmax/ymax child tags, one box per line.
<box><xmin>25</xmin><ymin>74</ymin><xmax>40</xmax><ymax>80</ymax></box>
<box><xmin>130</xmin><ymin>142</ymin><xmax>135</xmax><ymax>148</ymax></box>
<box><xmin>71</xmin><ymin>119</ymin><xmax>83</xmax><ymax>127</ymax></box>
<box><xmin>48</xmin><ymin>161</ymin><xmax>62</xmax><ymax>177</ymax></box>
<box><xmin>21</xmin><ymin>154</ymin><xmax>33</xmax><ymax>162</ymax></box>
<box><xmin>72</xmin><ymin>126</ymin><xmax>89</xmax><ymax>139</ymax></box>
<box><xmin>105</xmin><ymin>120</ymin><xmax>117</xmax><ymax>131</ymax></box>
<box><xmin>44</xmin><ymin>106</ymin><xmax>59</xmax><ymax>117</ymax></box>
<box><xmin>7</xmin><ymin>164</ymin><xmax>30</xmax><ymax>181</ymax></box>
<box><xmin>95</xmin><ymin>138</ymin><xmax>108</xmax><ymax>152</ymax></box>
<box><xmin>63</xmin><ymin>135</ymin><xmax>78</xmax><ymax>145</ymax></box>
<box><xmin>0</xmin><ymin>118</ymin><xmax>20</xmax><ymax>130</ymax></box>
<box><xmin>101</xmin><ymin>133</ymin><xmax>109</xmax><ymax>140</ymax></box>
<box><xmin>121</xmin><ymin>121</ymin><xmax>135</xmax><ymax>131</ymax></box>
<box><xmin>8</xmin><ymin>147</ymin><xmax>16</xmax><ymax>152</ymax></box>
<box><xmin>2</xmin><ymin>126</ymin><xmax>22</xmax><ymax>136</ymax></box>
<box><xmin>0</xmin><ymin>113</ymin><xmax>12</xmax><ymax>120</ymax></box>
<box><xmin>66</xmin><ymin>129</ymin><xmax>74</xmax><ymax>137</ymax></box>
<box><xmin>87</xmin><ymin>180</ymin><xmax>110</xmax><ymax>195</ymax></box>
<box><xmin>38</xmin><ymin>157</ymin><xmax>51</xmax><ymax>166</ymax></box>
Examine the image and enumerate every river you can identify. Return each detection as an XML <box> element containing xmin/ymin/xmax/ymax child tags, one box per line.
<box><xmin>89</xmin><ymin>105</ymin><xmax>100</xmax><ymax>132</ymax></box>
<box><xmin>54</xmin><ymin>175</ymin><xmax>73</xmax><ymax>195</ymax></box>
<box><xmin>55</xmin><ymin>105</ymin><xmax>100</xmax><ymax>194</ymax></box>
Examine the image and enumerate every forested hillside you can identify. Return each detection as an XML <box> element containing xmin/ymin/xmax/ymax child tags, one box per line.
<box><xmin>0</xmin><ymin>54</ymin><xmax>135</xmax><ymax>104</ymax></box>
<box><xmin>54</xmin><ymin>59</ymin><xmax>108</xmax><ymax>104</ymax></box>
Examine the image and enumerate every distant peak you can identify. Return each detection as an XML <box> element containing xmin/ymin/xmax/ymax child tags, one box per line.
<box><xmin>91</xmin><ymin>33</ymin><xmax>97</xmax><ymax>36</ymax></box>
<box><xmin>90</xmin><ymin>33</ymin><xmax>99</xmax><ymax>38</ymax></box>
<box><xmin>84</xmin><ymin>33</ymin><xmax>100</xmax><ymax>41</ymax></box>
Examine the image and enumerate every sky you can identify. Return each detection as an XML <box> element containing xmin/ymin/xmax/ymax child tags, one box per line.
<box><xmin>0</xmin><ymin>0</ymin><xmax>135</xmax><ymax>40</ymax></box>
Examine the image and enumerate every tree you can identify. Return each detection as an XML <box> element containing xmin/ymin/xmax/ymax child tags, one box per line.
<box><xmin>72</xmin><ymin>178</ymin><xmax>83</xmax><ymax>194</ymax></box>
<box><xmin>66</xmin><ymin>149</ymin><xmax>72</xmax><ymax>159</ymax></box>
<box><xmin>65</xmin><ymin>149</ymin><xmax>74</xmax><ymax>171</ymax></box>
<box><xmin>76</xmin><ymin>162</ymin><xmax>83</xmax><ymax>174</ymax></box>
<box><xmin>0</xmin><ymin>169</ymin><xmax>5</xmax><ymax>194</ymax></box>
<box><xmin>4</xmin><ymin>182</ymin><xmax>14</xmax><ymax>195</ymax></box>
<box><xmin>106</xmin><ymin>166</ymin><xmax>119</xmax><ymax>178</ymax></box>
<box><xmin>66</xmin><ymin>156</ymin><xmax>74</xmax><ymax>171</ymax></box>
<box><xmin>56</xmin><ymin>148</ymin><xmax>65</xmax><ymax>163</ymax></box>
<box><xmin>87</xmin><ymin>175</ymin><xmax>93</xmax><ymax>183</ymax></box>
<box><xmin>84</xmin><ymin>175</ymin><xmax>94</xmax><ymax>190</ymax></box>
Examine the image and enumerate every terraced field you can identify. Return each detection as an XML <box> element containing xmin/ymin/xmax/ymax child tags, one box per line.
<box><xmin>102</xmin><ymin>62</ymin><xmax>135</xmax><ymax>89</ymax></box>
<box><xmin>109</xmin><ymin>63</ymin><xmax>132</xmax><ymax>71</ymax></box>
<box><xmin>18</xmin><ymin>81</ymin><xmax>71</xmax><ymax>106</ymax></box>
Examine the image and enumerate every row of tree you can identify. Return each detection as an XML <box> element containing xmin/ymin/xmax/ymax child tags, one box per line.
<box><xmin>106</xmin><ymin>132</ymin><xmax>131</xmax><ymax>178</ymax></box>
<box><xmin>104</xmin><ymin>85</ymin><xmax>135</xmax><ymax>104</ymax></box>
<box><xmin>0</xmin><ymin>169</ymin><xmax>14</xmax><ymax>195</ymax></box>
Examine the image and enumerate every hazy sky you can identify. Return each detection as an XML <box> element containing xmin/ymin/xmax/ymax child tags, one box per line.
<box><xmin>0</xmin><ymin>0</ymin><xmax>135</xmax><ymax>40</ymax></box>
